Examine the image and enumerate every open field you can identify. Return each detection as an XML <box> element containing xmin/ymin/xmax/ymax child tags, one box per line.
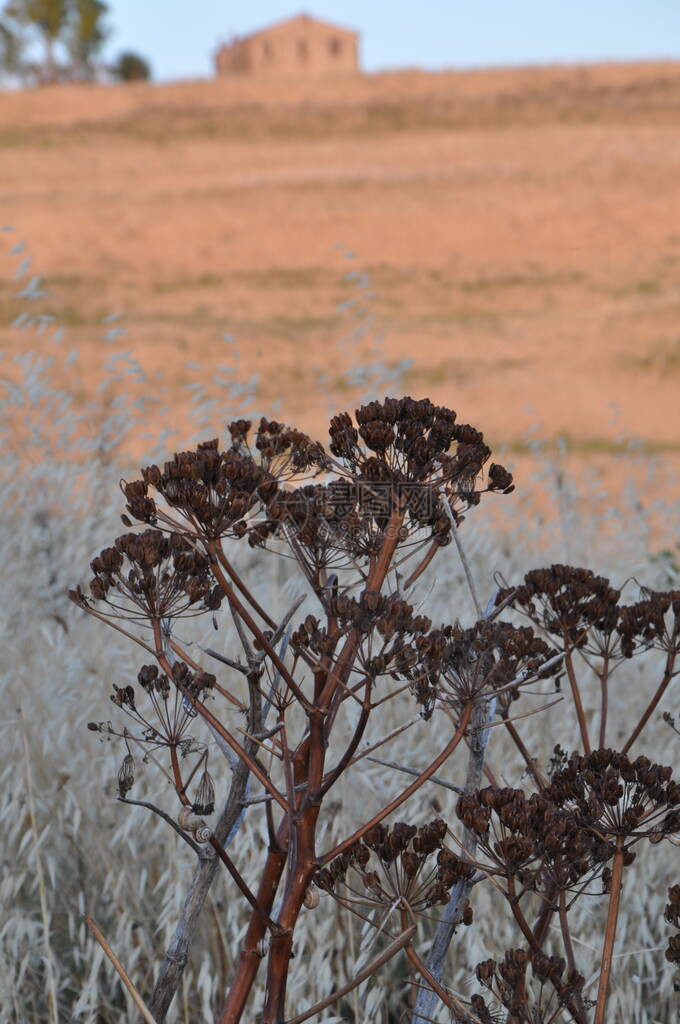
<box><xmin>1</xmin><ymin>60</ymin><xmax>680</xmax><ymax>460</ymax></box>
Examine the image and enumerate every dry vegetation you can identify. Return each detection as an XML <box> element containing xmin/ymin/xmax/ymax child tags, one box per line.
<box><xmin>1</xmin><ymin>399</ymin><xmax>678</xmax><ymax>1022</ymax></box>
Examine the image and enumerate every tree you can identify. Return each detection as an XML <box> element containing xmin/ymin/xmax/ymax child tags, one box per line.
<box><xmin>4</xmin><ymin>0</ymin><xmax>69</xmax><ymax>83</ymax></box>
<box><xmin>0</xmin><ymin>18</ymin><xmax>24</xmax><ymax>81</ymax></box>
<box><xmin>67</xmin><ymin>0</ymin><xmax>107</xmax><ymax>80</ymax></box>
<box><xmin>112</xmin><ymin>49</ymin><xmax>150</xmax><ymax>82</ymax></box>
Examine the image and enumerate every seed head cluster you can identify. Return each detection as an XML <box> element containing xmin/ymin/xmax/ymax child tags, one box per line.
<box><xmin>472</xmin><ymin>947</ymin><xmax>585</xmax><ymax>1023</ymax></box>
<box><xmin>664</xmin><ymin>884</ymin><xmax>680</xmax><ymax>969</ymax></box>
<box><xmin>545</xmin><ymin>748</ymin><xmax>680</xmax><ymax>845</ymax></box>
<box><xmin>70</xmin><ymin>529</ymin><xmax>221</xmax><ymax>620</ymax></box>
<box><xmin>497</xmin><ymin>565</ymin><xmax>621</xmax><ymax>649</ymax></box>
<box><xmin>409</xmin><ymin>620</ymin><xmax>557</xmax><ymax>718</ymax></box>
<box><xmin>618</xmin><ymin>589</ymin><xmax>680</xmax><ymax>658</ymax></box>
<box><xmin>291</xmin><ymin>593</ymin><xmax>432</xmax><ymax>681</ymax></box>
<box><xmin>316</xmin><ymin>819</ymin><xmax>475</xmax><ymax>914</ymax></box>
<box><xmin>456</xmin><ymin>785</ymin><xmax>613</xmax><ymax>894</ymax></box>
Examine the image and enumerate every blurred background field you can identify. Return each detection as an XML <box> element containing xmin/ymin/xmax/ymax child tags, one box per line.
<box><xmin>2</xmin><ymin>60</ymin><xmax>680</xmax><ymax>462</ymax></box>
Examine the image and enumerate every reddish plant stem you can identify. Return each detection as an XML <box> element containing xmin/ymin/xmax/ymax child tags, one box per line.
<box><xmin>262</xmin><ymin>802</ymin><xmax>320</xmax><ymax>1024</ymax></box>
<box><xmin>598</xmin><ymin>653</ymin><xmax>610</xmax><ymax>749</ymax></box>
<box><xmin>622</xmin><ymin>650</ymin><xmax>676</xmax><ymax>754</ymax></box>
<box><xmin>257</xmin><ymin>510</ymin><xmax>407</xmax><ymax>1022</ymax></box>
<box><xmin>207</xmin><ymin>548</ymin><xmax>313</xmax><ymax>712</ymax></box>
<box><xmin>506</xmin><ymin>876</ymin><xmax>543</xmax><ymax>956</ymax></box>
<box><xmin>209</xmin><ymin>837</ymin><xmax>281</xmax><ymax>935</ymax></box>
<box><xmin>503</xmin><ymin>719</ymin><xmax>548</xmax><ymax>789</ymax></box>
<box><xmin>219</xmin><ymin>738</ymin><xmax>309</xmax><ymax>1022</ymax></box>
<box><xmin>320</xmin><ymin>507</ymin><xmax>405</xmax><ymax>717</ymax></box>
<box><xmin>594</xmin><ymin>838</ymin><xmax>625</xmax><ymax>1024</ymax></box>
<box><xmin>169</xmin><ymin>744</ymin><xmax>189</xmax><ymax>805</ymax></box>
<box><xmin>217</xmin><ymin>837</ymin><xmax>289</xmax><ymax>1024</ymax></box>
<box><xmin>563</xmin><ymin>640</ymin><xmax>591</xmax><ymax>755</ymax></box>
<box><xmin>78</xmin><ymin>601</ymin><xmax>156</xmax><ymax>655</ymax></box>
<box><xmin>212</xmin><ymin>547</ymin><xmax>277</xmax><ymax>628</ymax></box>
<box><xmin>403</xmin><ymin>540</ymin><xmax>440</xmax><ymax>591</ymax></box>
<box><xmin>322</xmin><ymin>701</ymin><xmax>473</xmax><ymax>865</ymax></box>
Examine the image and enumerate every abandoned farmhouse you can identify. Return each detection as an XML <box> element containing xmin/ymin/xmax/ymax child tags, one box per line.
<box><xmin>215</xmin><ymin>14</ymin><xmax>360</xmax><ymax>77</ymax></box>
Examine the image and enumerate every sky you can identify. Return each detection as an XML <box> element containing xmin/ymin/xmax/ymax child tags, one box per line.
<box><xmin>104</xmin><ymin>1</ymin><xmax>680</xmax><ymax>82</ymax></box>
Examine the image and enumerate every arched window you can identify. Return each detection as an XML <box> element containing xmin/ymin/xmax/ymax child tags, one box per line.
<box><xmin>297</xmin><ymin>39</ymin><xmax>308</xmax><ymax>62</ymax></box>
<box><xmin>262</xmin><ymin>40</ymin><xmax>273</xmax><ymax>62</ymax></box>
<box><xmin>328</xmin><ymin>37</ymin><xmax>342</xmax><ymax>57</ymax></box>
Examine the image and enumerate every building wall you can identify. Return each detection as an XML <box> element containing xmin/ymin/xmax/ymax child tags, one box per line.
<box><xmin>216</xmin><ymin>18</ymin><xmax>359</xmax><ymax>77</ymax></box>
<box><xmin>216</xmin><ymin>40</ymin><xmax>250</xmax><ymax>75</ymax></box>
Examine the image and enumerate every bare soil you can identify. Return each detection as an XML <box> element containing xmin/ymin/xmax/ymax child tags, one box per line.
<box><xmin>1</xmin><ymin>61</ymin><xmax>679</xmax><ymax>476</ymax></box>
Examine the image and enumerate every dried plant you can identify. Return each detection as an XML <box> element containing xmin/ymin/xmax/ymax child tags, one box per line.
<box><xmin>66</xmin><ymin>397</ymin><xmax>680</xmax><ymax>1024</ymax></box>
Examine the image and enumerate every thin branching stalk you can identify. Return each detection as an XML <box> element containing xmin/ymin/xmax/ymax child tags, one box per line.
<box><xmin>594</xmin><ymin>838</ymin><xmax>626</xmax><ymax>1024</ymax></box>
<box><xmin>84</xmin><ymin>915</ymin><xmax>157</xmax><ymax>1024</ymax></box>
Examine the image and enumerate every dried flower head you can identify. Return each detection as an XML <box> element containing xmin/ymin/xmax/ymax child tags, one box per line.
<box><xmin>618</xmin><ymin>589</ymin><xmax>680</xmax><ymax>659</ymax></box>
<box><xmin>122</xmin><ymin>439</ymin><xmax>278</xmax><ymax>541</ymax></box>
<box><xmin>456</xmin><ymin>785</ymin><xmax>613</xmax><ymax>896</ymax></box>
<box><xmin>291</xmin><ymin>593</ymin><xmax>431</xmax><ymax>686</ymax></box>
<box><xmin>473</xmin><ymin>948</ymin><xmax>585</xmax><ymax>1023</ymax></box>
<box><xmin>545</xmin><ymin>748</ymin><xmax>680</xmax><ymax>846</ymax></box>
<box><xmin>315</xmin><ymin>818</ymin><xmax>473</xmax><ymax>917</ymax></box>
<box><xmin>496</xmin><ymin>565</ymin><xmax>621</xmax><ymax>650</ymax></box>
<box><xmin>102</xmin><ymin>661</ymin><xmax>215</xmax><ymax>776</ymax></box>
<box><xmin>70</xmin><ymin>529</ymin><xmax>221</xmax><ymax>621</ymax></box>
<box><xmin>328</xmin><ymin>397</ymin><xmax>513</xmax><ymax>539</ymax></box>
<box><xmin>121</xmin><ymin>418</ymin><xmax>329</xmax><ymax>547</ymax></box>
<box><xmin>665</xmin><ymin>885</ymin><xmax>680</xmax><ymax>966</ymax></box>
<box><xmin>409</xmin><ymin>620</ymin><xmax>558</xmax><ymax>718</ymax></box>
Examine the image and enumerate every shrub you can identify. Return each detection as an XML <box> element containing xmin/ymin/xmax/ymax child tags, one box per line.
<box><xmin>112</xmin><ymin>50</ymin><xmax>150</xmax><ymax>82</ymax></box>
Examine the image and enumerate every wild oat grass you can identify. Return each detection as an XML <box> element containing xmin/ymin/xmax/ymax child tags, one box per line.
<box><xmin>1</xmin><ymin>432</ymin><xmax>677</xmax><ymax>1022</ymax></box>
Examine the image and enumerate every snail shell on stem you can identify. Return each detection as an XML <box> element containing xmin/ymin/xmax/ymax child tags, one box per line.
<box><xmin>303</xmin><ymin>884</ymin><xmax>320</xmax><ymax>909</ymax></box>
<box><xmin>178</xmin><ymin>806</ymin><xmax>212</xmax><ymax>842</ymax></box>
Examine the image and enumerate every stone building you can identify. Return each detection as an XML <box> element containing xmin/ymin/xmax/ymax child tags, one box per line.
<box><xmin>215</xmin><ymin>14</ymin><xmax>360</xmax><ymax>77</ymax></box>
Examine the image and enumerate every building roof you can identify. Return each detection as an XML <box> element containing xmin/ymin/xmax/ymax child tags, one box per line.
<box><xmin>242</xmin><ymin>12</ymin><xmax>359</xmax><ymax>44</ymax></box>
